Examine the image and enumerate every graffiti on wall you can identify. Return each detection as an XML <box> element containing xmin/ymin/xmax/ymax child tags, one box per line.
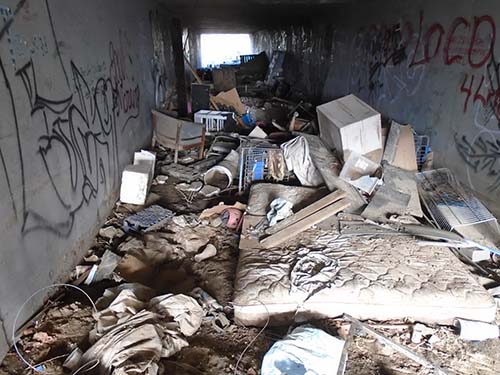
<box><xmin>0</xmin><ymin>0</ymin><xmax>141</xmax><ymax>237</ymax></box>
<box><xmin>455</xmin><ymin>133</ymin><xmax>500</xmax><ymax>192</ymax></box>
<box><xmin>349</xmin><ymin>10</ymin><xmax>500</xmax><ymax>199</ymax></box>
<box><xmin>349</xmin><ymin>20</ymin><xmax>427</xmax><ymax>107</ymax></box>
<box><xmin>350</xmin><ymin>12</ymin><xmax>497</xmax><ymax>111</ymax></box>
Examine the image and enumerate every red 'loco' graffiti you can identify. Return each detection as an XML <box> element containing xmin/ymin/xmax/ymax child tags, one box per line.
<box><xmin>410</xmin><ymin>11</ymin><xmax>496</xmax><ymax>69</ymax></box>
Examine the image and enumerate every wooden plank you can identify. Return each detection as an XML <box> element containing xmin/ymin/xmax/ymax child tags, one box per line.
<box><xmin>183</xmin><ymin>54</ymin><xmax>220</xmax><ymax>110</ymax></box>
<box><xmin>266</xmin><ymin>189</ymin><xmax>347</xmax><ymax>235</ymax></box>
<box><xmin>170</xmin><ymin>17</ymin><xmax>188</xmax><ymax>117</ymax></box>
<box><xmin>261</xmin><ymin>198</ymin><xmax>351</xmax><ymax>249</ymax></box>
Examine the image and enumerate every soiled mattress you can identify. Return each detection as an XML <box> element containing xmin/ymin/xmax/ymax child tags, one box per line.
<box><xmin>233</xmin><ymin>215</ymin><xmax>497</xmax><ymax>326</ymax></box>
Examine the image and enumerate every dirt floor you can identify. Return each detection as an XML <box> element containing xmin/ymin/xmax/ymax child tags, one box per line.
<box><xmin>1</xmin><ymin>148</ymin><xmax>500</xmax><ymax>375</ymax></box>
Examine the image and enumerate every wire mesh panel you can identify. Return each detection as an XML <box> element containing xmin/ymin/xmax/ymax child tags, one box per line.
<box><xmin>238</xmin><ymin>145</ymin><xmax>286</xmax><ymax>192</ymax></box>
<box><xmin>414</xmin><ymin>134</ymin><xmax>430</xmax><ymax>171</ymax></box>
<box><xmin>416</xmin><ymin>168</ymin><xmax>497</xmax><ymax>231</ymax></box>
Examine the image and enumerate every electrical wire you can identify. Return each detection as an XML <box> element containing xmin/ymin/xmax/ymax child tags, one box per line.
<box><xmin>233</xmin><ymin>301</ymin><xmax>270</xmax><ymax>375</ymax></box>
<box><xmin>71</xmin><ymin>359</ymin><xmax>99</xmax><ymax>375</ymax></box>
<box><xmin>12</xmin><ymin>283</ymin><xmax>97</xmax><ymax>373</ymax></box>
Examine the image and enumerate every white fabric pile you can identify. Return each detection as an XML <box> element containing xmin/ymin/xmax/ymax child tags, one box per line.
<box><xmin>79</xmin><ymin>283</ymin><xmax>203</xmax><ymax>375</ymax></box>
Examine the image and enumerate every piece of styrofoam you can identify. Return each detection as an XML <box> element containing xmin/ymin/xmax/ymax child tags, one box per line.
<box><xmin>133</xmin><ymin>150</ymin><xmax>156</xmax><ymax>178</ymax></box>
<box><xmin>119</xmin><ymin>164</ymin><xmax>151</xmax><ymax>205</ymax></box>
<box><xmin>317</xmin><ymin>94</ymin><xmax>382</xmax><ymax>159</ymax></box>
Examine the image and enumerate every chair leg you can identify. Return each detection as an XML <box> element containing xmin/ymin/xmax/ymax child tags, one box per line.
<box><xmin>198</xmin><ymin>129</ymin><xmax>206</xmax><ymax>160</ymax></box>
<box><xmin>198</xmin><ymin>143</ymin><xmax>205</xmax><ymax>160</ymax></box>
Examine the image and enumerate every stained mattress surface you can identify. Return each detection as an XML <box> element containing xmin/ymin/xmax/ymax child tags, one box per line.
<box><xmin>233</xmin><ymin>215</ymin><xmax>496</xmax><ymax>326</ymax></box>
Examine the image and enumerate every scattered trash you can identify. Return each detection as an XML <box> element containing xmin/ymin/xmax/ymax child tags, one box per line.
<box><xmin>454</xmin><ymin>318</ymin><xmax>499</xmax><ymax>341</ymax></box>
<box><xmin>123</xmin><ymin>205</ymin><xmax>175</xmax><ymax>233</ymax></box>
<box><xmin>172</xmin><ymin>215</ymin><xmax>200</xmax><ymax>228</ymax></box>
<box><xmin>339</xmin><ymin>151</ymin><xmax>381</xmax><ymax>194</ymax></box>
<box><xmin>249</xmin><ymin>125</ymin><xmax>268</xmax><ymax>139</ymax></box>
<box><xmin>266</xmin><ymin>198</ymin><xmax>293</xmax><ymax>226</ymax></box>
<box><xmin>98</xmin><ymin>226</ymin><xmax>125</xmax><ymax>241</ymax></box>
<box><xmin>261</xmin><ymin>325</ymin><xmax>345</xmax><ymax>375</ymax></box>
<box><xmin>213</xmin><ymin>88</ymin><xmax>247</xmax><ymax>115</ymax></box>
<box><xmin>346</xmin><ymin>315</ymin><xmax>450</xmax><ymax>375</ymax></box>
<box><xmin>199</xmin><ymin>202</ymin><xmax>247</xmax><ymax>220</ymax></box>
<box><xmin>281</xmin><ymin>136</ymin><xmax>324</xmax><ymax>187</ymax></box>
<box><xmin>411</xmin><ymin>323</ymin><xmax>436</xmax><ymax>344</ymax></box>
<box><xmin>239</xmin><ymin>143</ymin><xmax>286</xmax><ymax>192</ymax></box>
<box><xmin>84</xmin><ymin>250</ymin><xmax>121</xmax><ymax>285</ymax></box>
<box><xmin>79</xmin><ymin>284</ymin><xmax>203</xmax><ymax>375</ymax></box>
<box><xmin>261</xmin><ymin>191</ymin><xmax>350</xmax><ymax>248</ymax></box>
<box><xmin>221</xmin><ymin>208</ymin><xmax>244</xmax><ymax>230</ymax></box>
<box><xmin>152</xmin><ymin>175</ymin><xmax>169</xmax><ymax>185</ymax></box>
<box><xmin>190</xmin><ymin>287</ymin><xmax>223</xmax><ymax>312</ymax></box>
<box><xmin>199</xmin><ymin>184</ymin><xmax>221</xmax><ymax>197</ymax></box>
<box><xmin>162</xmin><ymin>163</ymin><xmax>202</xmax><ymax>182</ymax></box>
<box><xmin>194</xmin><ymin>244</ymin><xmax>217</xmax><ymax>262</ymax></box>
<box><xmin>63</xmin><ymin>347</ymin><xmax>83</xmax><ymax>371</ymax></box>
<box><xmin>204</xmin><ymin>149</ymin><xmax>239</xmax><ymax>189</ymax></box>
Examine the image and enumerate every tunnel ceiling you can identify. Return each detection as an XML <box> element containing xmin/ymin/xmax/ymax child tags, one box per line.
<box><xmin>158</xmin><ymin>0</ymin><xmax>352</xmax><ymax>32</ymax></box>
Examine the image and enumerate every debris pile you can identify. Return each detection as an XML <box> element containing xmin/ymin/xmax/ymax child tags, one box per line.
<box><xmin>3</xmin><ymin>49</ymin><xmax>500</xmax><ymax>375</ymax></box>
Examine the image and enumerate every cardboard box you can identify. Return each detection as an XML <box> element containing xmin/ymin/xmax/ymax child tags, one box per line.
<box><xmin>317</xmin><ymin>94</ymin><xmax>382</xmax><ymax>160</ymax></box>
<box><xmin>382</xmin><ymin>121</ymin><xmax>418</xmax><ymax>171</ymax></box>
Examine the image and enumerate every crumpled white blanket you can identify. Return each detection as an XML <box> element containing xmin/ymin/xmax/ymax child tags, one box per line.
<box><xmin>79</xmin><ymin>283</ymin><xmax>203</xmax><ymax>375</ymax></box>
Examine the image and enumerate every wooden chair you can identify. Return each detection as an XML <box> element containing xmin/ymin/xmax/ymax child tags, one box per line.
<box><xmin>151</xmin><ymin>109</ymin><xmax>206</xmax><ymax>163</ymax></box>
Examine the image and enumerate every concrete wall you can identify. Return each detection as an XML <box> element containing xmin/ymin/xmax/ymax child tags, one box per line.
<box><xmin>0</xmin><ymin>0</ymin><xmax>155</xmax><ymax>357</ymax></box>
<box><xmin>253</xmin><ymin>0</ymin><xmax>500</xmax><ymax>218</ymax></box>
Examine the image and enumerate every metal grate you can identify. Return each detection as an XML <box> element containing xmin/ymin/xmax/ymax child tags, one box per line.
<box><xmin>238</xmin><ymin>145</ymin><xmax>287</xmax><ymax>192</ymax></box>
<box><xmin>416</xmin><ymin>168</ymin><xmax>497</xmax><ymax>231</ymax></box>
<box><xmin>194</xmin><ymin>110</ymin><xmax>234</xmax><ymax>133</ymax></box>
<box><xmin>240</xmin><ymin>54</ymin><xmax>258</xmax><ymax>64</ymax></box>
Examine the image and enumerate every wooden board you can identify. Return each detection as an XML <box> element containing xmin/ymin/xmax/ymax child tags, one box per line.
<box><xmin>266</xmin><ymin>189</ymin><xmax>346</xmax><ymax>235</ymax></box>
<box><xmin>260</xmin><ymin>198</ymin><xmax>351</xmax><ymax>249</ymax></box>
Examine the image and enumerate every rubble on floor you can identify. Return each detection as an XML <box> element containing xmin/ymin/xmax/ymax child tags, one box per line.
<box><xmin>2</xmin><ymin>55</ymin><xmax>500</xmax><ymax>375</ymax></box>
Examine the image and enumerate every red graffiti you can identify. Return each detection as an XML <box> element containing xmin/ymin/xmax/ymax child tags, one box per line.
<box><xmin>460</xmin><ymin>73</ymin><xmax>500</xmax><ymax>119</ymax></box>
<box><xmin>410</xmin><ymin>11</ymin><xmax>495</xmax><ymax>69</ymax></box>
<box><xmin>444</xmin><ymin>17</ymin><xmax>470</xmax><ymax>65</ymax></box>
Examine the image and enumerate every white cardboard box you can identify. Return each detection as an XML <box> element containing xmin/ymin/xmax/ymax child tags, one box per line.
<box><xmin>317</xmin><ymin>94</ymin><xmax>382</xmax><ymax>160</ymax></box>
<box><xmin>119</xmin><ymin>164</ymin><xmax>152</xmax><ymax>205</ymax></box>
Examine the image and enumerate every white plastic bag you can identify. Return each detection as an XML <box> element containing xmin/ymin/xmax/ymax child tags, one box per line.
<box><xmin>261</xmin><ymin>325</ymin><xmax>345</xmax><ymax>375</ymax></box>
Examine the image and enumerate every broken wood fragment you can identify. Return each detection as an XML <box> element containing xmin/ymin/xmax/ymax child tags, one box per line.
<box><xmin>266</xmin><ymin>189</ymin><xmax>347</xmax><ymax>235</ymax></box>
<box><xmin>261</xmin><ymin>198</ymin><xmax>351</xmax><ymax>249</ymax></box>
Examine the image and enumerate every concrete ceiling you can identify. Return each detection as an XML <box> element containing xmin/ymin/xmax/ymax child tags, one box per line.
<box><xmin>158</xmin><ymin>0</ymin><xmax>352</xmax><ymax>32</ymax></box>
